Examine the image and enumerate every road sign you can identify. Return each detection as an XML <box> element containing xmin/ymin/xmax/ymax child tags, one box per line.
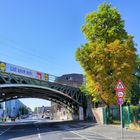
<box><xmin>118</xmin><ymin>98</ymin><xmax>124</xmax><ymax>105</ymax></box>
<box><xmin>115</xmin><ymin>80</ymin><xmax>125</xmax><ymax>139</ymax></box>
<box><xmin>116</xmin><ymin>91</ymin><xmax>124</xmax><ymax>98</ymax></box>
<box><xmin>115</xmin><ymin>80</ymin><xmax>125</xmax><ymax>91</ymax></box>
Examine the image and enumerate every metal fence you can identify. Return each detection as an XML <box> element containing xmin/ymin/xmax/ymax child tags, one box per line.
<box><xmin>103</xmin><ymin>105</ymin><xmax>140</xmax><ymax>128</ymax></box>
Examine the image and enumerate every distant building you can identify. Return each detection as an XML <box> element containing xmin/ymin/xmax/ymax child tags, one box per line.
<box><xmin>34</xmin><ymin>106</ymin><xmax>51</xmax><ymax>118</ymax></box>
<box><xmin>55</xmin><ymin>73</ymin><xmax>84</xmax><ymax>87</ymax></box>
<box><xmin>51</xmin><ymin>73</ymin><xmax>84</xmax><ymax>120</ymax></box>
<box><xmin>0</xmin><ymin>99</ymin><xmax>28</xmax><ymax>120</ymax></box>
<box><xmin>5</xmin><ymin>99</ymin><xmax>28</xmax><ymax>118</ymax></box>
<box><xmin>37</xmin><ymin>106</ymin><xmax>51</xmax><ymax>114</ymax></box>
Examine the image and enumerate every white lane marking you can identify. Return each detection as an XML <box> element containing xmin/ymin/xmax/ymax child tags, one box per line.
<box><xmin>62</xmin><ymin>125</ymin><xmax>112</xmax><ymax>140</ymax></box>
<box><xmin>65</xmin><ymin>125</ymin><xmax>113</xmax><ymax>140</ymax></box>
<box><xmin>0</xmin><ymin>126</ymin><xmax>12</xmax><ymax>136</ymax></box>
<box><xmin>77</xmin><ymin>132</ymin><xmax>110</xmax><ymax>139</ymax></box>
<box><xmin>38</xmin><ymin>133</ymin><xmax>41</xmax><ymax>139</ymax></box>
<box><xmin>36</xmin><ymin>128</ymin><xmax>41</xmax><ymax>139</ymax></box>
<box><xmin>62</xmin><ymin>126</ymin><xmax>89</xmax><ymax>140</ymax></box>
<box><xmin>86</xmin><ymin>130</ymin><xmax>113</xmax><ymax>140</ymax></box>
<box><xmin>69</xmin><ymin>130</ymin><xmax>89</xmax><ymax>140</ymax></box>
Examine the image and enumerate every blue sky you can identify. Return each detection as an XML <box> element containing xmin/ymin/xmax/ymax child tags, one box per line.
<box><xmin>0</xmin><ymin>0</ymin><xmax>140</xmax><ymax>110</ymax></box>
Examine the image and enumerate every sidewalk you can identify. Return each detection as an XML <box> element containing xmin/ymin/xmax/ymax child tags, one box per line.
<box><xmin>89</xmin><ymin>124</ymin><xmax>140</xmax><ymax>140</ymax></box>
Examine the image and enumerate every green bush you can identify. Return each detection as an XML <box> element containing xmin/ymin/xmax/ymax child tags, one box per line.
<box><xmin>130</xmin><ymin>105</ymin><xmax>139</xmax><ymax>124</ymax></box>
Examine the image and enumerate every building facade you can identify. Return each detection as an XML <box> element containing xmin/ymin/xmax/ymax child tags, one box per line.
<box><xmin>55</xmin><ymin>73</ymin><xmax>84</xmax><ymax>87</ymax></box>
<box><xmin>0</xmin><ymin>99</ymin><xmax>29</xmax><ymax>121</ymax></box>
<box><xmin>51</xmin><ymin>73</ymin><xmax>84</xmax><ymax>120</ymax></box>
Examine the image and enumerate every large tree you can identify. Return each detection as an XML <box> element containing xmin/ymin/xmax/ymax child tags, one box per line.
<box><xmin>75</xmin><ymin>3</ymin><xmax>137</xmax><ymax>106</ymax></box>
<box><xmin>131</xmin><ymin>56</ymin><xmax>140</xmax><ymax>105</ymax></box>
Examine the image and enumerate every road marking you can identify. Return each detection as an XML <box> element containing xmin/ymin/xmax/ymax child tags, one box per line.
<box><xmin>78</xmin><ymin>132</ymin><xmax>110</xmax><ymax>139</ymax></box>
<box><xmin>0</xmin><ymin>126</ymin><xmax>12</xmax><ymax>136</ymax></box>
<box><xmin>68</xmin><ymin>130</ymin><xmax>89</xmax><ymax>140</ymax></box>
<box><xmin>36</xmin><ymin>128</ymin><xmax>41</xmax><ymax>139</ymax></box>
<box><xmin>86</xmin><ymin>130</ymin><xmax>113</xmax><ymax>140</ymax></box>
<box><xmin>62</xmin><ymin>137</ymin><xmax>84</xmax><ymax>139</ymax></box>
<box><xmin>64</xmin><ymin>125</ymin><xmax>113</xmax><ymax>140</ymax></box>
<box><xmin>38</xmin><ymin>133</ymin><xmax>41</xmax><ymax>139</ymax></box>
<box><xmin>62</xmin><ymin>126</ymin><xmax>89</xmax><ymax>140</ymax></box>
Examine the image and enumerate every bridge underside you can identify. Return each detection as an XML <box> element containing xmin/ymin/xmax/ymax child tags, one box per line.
<box><xmin>0</xmin><ymin>84</ymin><xmax>80</xmax><ymax>111</ymax></box>
<box><xmin>0</xmin><ymin>72</ymin><xmax>86</xmax><ymax>112</ymax></box>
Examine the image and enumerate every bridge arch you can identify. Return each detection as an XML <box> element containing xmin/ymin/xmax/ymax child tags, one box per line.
<box><xmin>0</xmin><ymin>72</ymin><xmax>86</xmax><ymax>112</ymax></box>
<box><xmin>0</xmin><ymin>84</ymin><xmax>81</xmax><ymax>111</ymax></box>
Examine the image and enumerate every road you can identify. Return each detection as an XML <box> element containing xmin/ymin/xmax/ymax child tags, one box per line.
<box><xmin>0</xmin><ymin>117</ymin><xmax>140</xmax><ymax>140</ymax></box>
<box><xmin>0</xmin><ymin>118</ymin><xmax>110</xmax><ymax>140</ymax></box>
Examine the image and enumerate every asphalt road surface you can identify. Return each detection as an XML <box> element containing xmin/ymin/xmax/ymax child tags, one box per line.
<box><xmin>0</xmin><ymin>119</ymin><xmax>110</xmax><ymax>140</ymax></box>
<box><xmin>1</xmin><ymin>118</ymin><xmax>140</xmax><ymax>140</ymax></box>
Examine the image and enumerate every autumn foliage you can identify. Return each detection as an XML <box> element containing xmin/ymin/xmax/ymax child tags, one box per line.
<box><xmin>75</xmin><ymin>3</ymin><xmax>137</xmax><ymax>106</ymax></box>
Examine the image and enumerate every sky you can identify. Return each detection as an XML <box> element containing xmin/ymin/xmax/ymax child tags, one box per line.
<box><xmin>0</xmin><ymin>0</ymin><xmax>140</xmax><ymax>110</ymax></box>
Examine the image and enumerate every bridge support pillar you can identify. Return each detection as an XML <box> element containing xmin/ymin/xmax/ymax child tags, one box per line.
<box><xmin>79</xmin><ymin>106</ymin><xmax>84</xmax><ymax>120</ymax></box>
